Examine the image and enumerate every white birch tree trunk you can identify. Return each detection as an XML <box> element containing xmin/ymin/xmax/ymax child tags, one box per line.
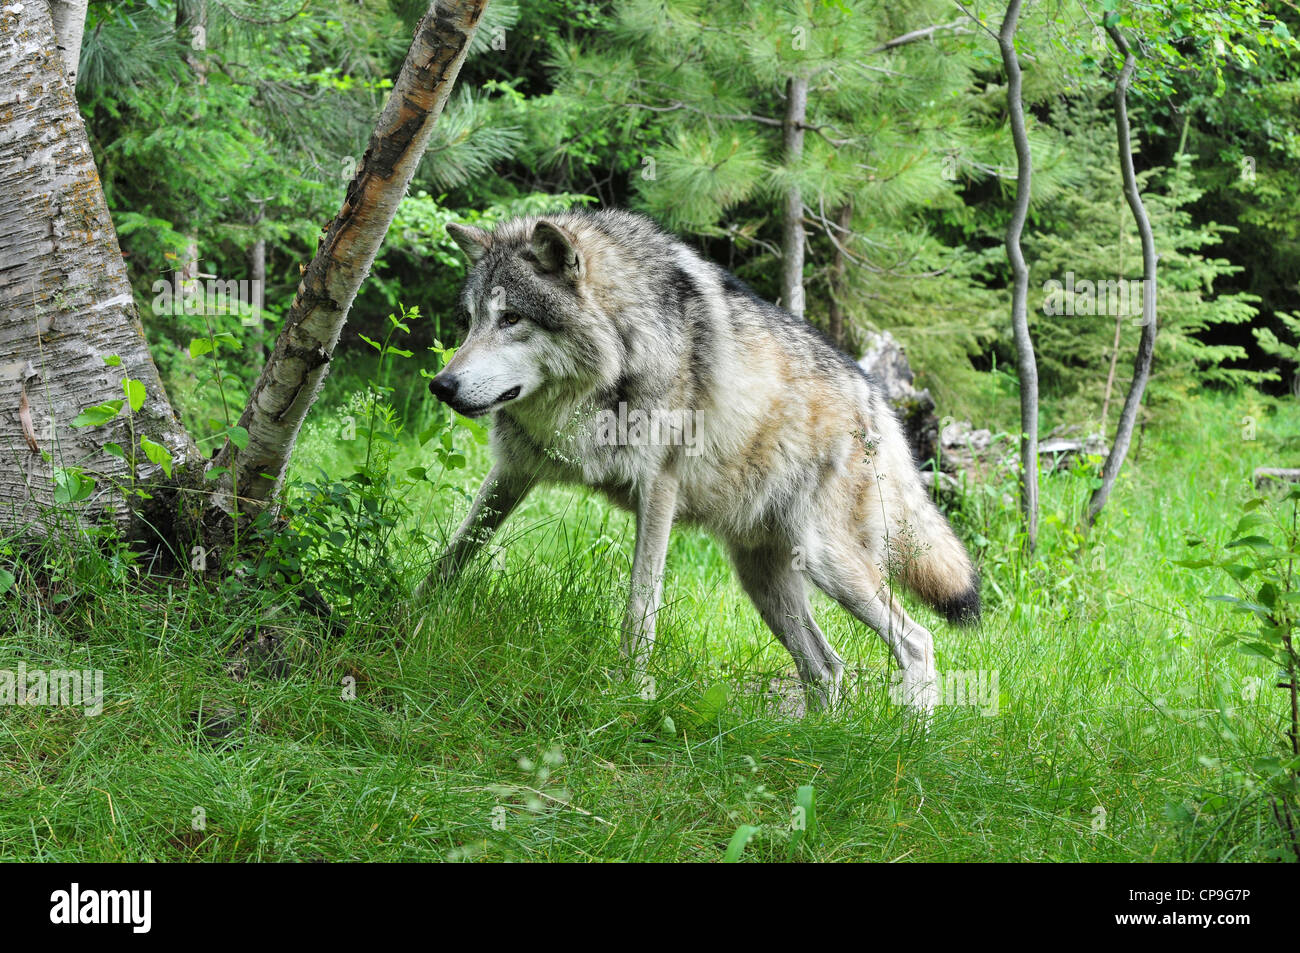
<box><xmin>47</xmin><ymin>0</ymin><xmax>87</xmax><ymax>84</ymax></box>
<box><xmin>0</xmin><ymin>1</ymin><xmax>197</xmax><ymax>536</ymax></box>
<box><xmin>3</xmin><ymin>0</ymin><xmax>487</xmax><ymax>556</ymax></box>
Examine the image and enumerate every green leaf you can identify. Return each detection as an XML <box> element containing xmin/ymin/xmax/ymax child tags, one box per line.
<box><xmin>139</xmin><ymin>435</ymin><xmax>173</xmax><ymax>478</ymax></box>
<box><xmin>227</xmin><ymin>426</ymin><xmax>250</xmax><ymax>450</ymax></box>
<box><xmin>188</xmin><ymin>337</ymin><xmax>215</xmax><ymax>359</ymax></box>
<box><xmin>102</xmin><ymin>355</ymin><xmax>121</xmax><ymax>367</ymax></box>
<box><xmin>72</xmin><ymin>400</ymin><xmax>123</xmax><ymax>427</ymax></box>
<box><xmin>123</xmin><ymin>377</ymin><xmax>147</xmax><ymax>412</ymax></box>
<box><xmin>1233</xmin><ymin>513</ymin><xmax>1269</xmax><ymax>535</ymax></box>
<box><xmin>722</xmin><ymin>824</ymin><xmax>760</xmax><ymax>863</ymax></box>
<box><xmin>788</xmin><ymin>784</ymin><xmax>817</xmax><ymax>858</ymax></box>
<box><xmin>102</xmin><ymin>442</ymin><xmax>125</xmax><ymax>460</ymax></box>
<box><xmin>684</xmin><ymin>681</ymin><xmax>730</xmax><ymax>728</ymax></box>
<box><xmin>1226</xmin><ymin>535</ymin><xmax>1271</xmax><ymax>550</ymax></box>
<box><xmin>53</xmin><ymin>467</ymin><xmax>94</xmax><ymax>504</ymax></box>
<box><xmin>0</xmin><ymin>568</ymin><xmax>14</xmax><ymax>594</ymax></box>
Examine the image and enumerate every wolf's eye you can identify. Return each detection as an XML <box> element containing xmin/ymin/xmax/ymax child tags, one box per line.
<box><xmin>498</xmin><ymin>311</ymin><xmax>521</xmax><ymax>329</ymax></box>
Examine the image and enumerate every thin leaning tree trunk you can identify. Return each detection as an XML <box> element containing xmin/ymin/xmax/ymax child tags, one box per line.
<box><xmin>1099</xmin><ymin>198</ymin><xmax>1125</xmax><ymax>432</ymax></box>
<box><xmin>780</xmin><ymin>75</ymin><xmax>808</xmax><ymax>319</ymax></box>
<box><xmin>0</xmin><ymin>1</ymin><xmax>197</xmax><ymax>536</ymax></box>
<box><xmin>209</xmin><ymin>0</ymin><xmax>488</xmax><ymax>515</ymax></box>
<box><xmin>1087</xmin><ymin>24</ymin><xmax>1158</xmax><ymax>526</ymax></box>
<box><xmin>997</xmin><ymin>0</ymin><xmax>1040</xmax><ymax>552</ymax></box>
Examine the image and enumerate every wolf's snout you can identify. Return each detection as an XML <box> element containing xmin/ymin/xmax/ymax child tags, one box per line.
<box><xmin>429</xmin><ymin>373</ymin><xmax>458</xmax><ymax>404</ymax></box>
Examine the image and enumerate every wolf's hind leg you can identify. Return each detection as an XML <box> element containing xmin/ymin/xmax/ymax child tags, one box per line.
<box><xmin>730</xmin><ymin>544</ymin><xmax>844</xmax><ymax>713</ymax></box>
<box><xmin>805</xmin><ymin>549</ymin><xmax>937</xmax><ymax>713</ymax></box>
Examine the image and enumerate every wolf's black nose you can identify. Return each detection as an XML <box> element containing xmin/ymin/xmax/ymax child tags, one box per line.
<box><xmin>429</xmin><ymin>374</ymin><xmax>458</xmax><ymax>403</ymax></box>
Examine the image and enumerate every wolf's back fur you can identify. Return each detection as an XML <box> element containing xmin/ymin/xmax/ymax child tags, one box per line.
<box><xmin>426</xmin><ymin>209</ymin><xmax>980</xmax><ymax>710</ymax></box>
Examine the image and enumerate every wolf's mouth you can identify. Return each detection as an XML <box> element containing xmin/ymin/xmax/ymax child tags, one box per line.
<box><xmin>454</xmin><ymin>386</ymin><xmax>522</xmax><ymax>419</ymax></box>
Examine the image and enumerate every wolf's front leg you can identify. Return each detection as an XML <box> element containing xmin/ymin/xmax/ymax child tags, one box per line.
<box><xmin>620</xmin><ymin>472</ymin><xmax>680</xmax><ymax>683</ymax></box>
<box><xmin>414</xmin><ymin>464</ymin><xmax>530</xmax><ymax>601</ymax></box>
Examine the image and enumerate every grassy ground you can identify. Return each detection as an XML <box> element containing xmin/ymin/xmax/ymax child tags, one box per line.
<box><xmin>1</xmin><ymin>368</ymin><xmax>1296</xmax><ymax>861</ymax></box>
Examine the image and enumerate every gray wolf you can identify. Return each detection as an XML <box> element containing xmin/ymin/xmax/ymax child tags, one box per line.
<box><xmin>419</xmin><ymin>209</ymin><xmax>980</xmax><ymax>712</ymax></box>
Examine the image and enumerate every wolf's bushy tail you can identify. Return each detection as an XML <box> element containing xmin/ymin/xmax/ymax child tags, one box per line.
<box><xmin>894</xmin><ymin>483</ymin><xmax>981</xmax><ymax>626</ymax></box>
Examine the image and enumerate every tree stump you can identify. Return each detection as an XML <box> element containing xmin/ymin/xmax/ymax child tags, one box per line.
<box><xmin>857</xmin><ymin>331</ymin><xmax>940</xmax><ymax>466</ymax></box>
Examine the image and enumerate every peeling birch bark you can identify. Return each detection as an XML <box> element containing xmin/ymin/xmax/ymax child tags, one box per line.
<box><xmin>0</xmin><ymin>1</ymin><xmax>197</xmax><ymax>536</ymax></box>
<box><xmin>48</xmin><ymin>0</ymin><xmax>87</xmax><ymax>85</ymax></box>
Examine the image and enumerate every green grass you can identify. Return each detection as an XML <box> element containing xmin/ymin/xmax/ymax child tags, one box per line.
<box><xmin>1</xmin><ymin>375</ymin><xmax>1296</xmax><ymax>862</ymax></box>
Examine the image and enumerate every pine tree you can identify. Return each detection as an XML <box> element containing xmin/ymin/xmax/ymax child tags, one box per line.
<box><xmin>549</xmin><ymin>0</ymin><xmax>993</xmax><ymax>324</ymax></box>
<box><xmin>1026</xmin><ymin>95</ymin><xmax>1264</xmax><ymax>429</ymax></box>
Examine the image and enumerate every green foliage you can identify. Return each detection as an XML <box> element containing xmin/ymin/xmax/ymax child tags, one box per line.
<box><xmin>76</xmin><ymin>0</ymin><xmax>1300</xmax><ymax>422</ymax></box>
<box><xmin>1175</xmin><ymin>484</ymin><xmax>1300</xmax><ymax>861</ymax></box>
<box><xmin>4</xmin><ymin>390</ymin><xmax>1296</xmax><ymax>860</ymax></box>
<box><xmin>1025</xmin><ymin>96</ymin><xmax>1266</xmax><ymax>427</ymax></box>
<box><xmin>1253</xmin><ymin>310</ymin><xmax>1300</xmax><ymax>390</ymax></box>
<box><xmin>253</xmin><ymin>305</ymin><xmax>484</xmax><ymax>608</ymax></box>
<box><xmin>18</xmin><ymin>0</ymin><xmax>1300</xmax><ymax>866</ymax></box>
<box><xmin>62</xmin><ymin>361</ymin><xmax>175</xmax><ymax>505</ymax></box>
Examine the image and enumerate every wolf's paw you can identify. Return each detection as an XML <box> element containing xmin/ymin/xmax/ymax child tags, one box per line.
<box><xmin>411</xmin><ymin>553</ymin><xmax>462</xmax><ymax>603</ymax></box>
<box><xmin>803</xmin><ymin>673</ymin><xmax>844</xmax><ymax>716</ymax></box>
<box><xmin>889</xmin><ymin>669</ymin><xmax>937</xmax><ymax>721</ymax></box>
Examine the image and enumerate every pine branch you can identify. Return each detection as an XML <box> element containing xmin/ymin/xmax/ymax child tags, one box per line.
<box><xmin>868</xmin><ymin>18</ymin><xmax>973</xmax><ymax>54</ymax></box>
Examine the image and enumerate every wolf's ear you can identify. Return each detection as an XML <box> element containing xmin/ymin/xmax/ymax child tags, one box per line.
<box><xmin>529</xmin><ymin>221</ymin><xmax>582</xmax><ymax>283</ymax></box>
<box><xmin>446</xmin><ymin>223</ymin><xmax>491</xmax><ymax>264</ymax></box>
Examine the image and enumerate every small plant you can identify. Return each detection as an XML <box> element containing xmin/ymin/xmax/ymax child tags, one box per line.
<box><xmin>722</xmin><ymin>783</ymin><xmax>820</xmax><ymax>862</ymax></box>
<box><xmin>1177</xmin><ymin>482</ymin><xmax>1300</xmax><ymax>861</ymax></box>
<box><xmin>254</xmin><ymin>304</ymin><xmax>483</xmax><ymax>609</ymax></box>
<box><xmin>65</xmin><ymin>354</ymin><xmax>176</xmax><ymax>504</ymax></box>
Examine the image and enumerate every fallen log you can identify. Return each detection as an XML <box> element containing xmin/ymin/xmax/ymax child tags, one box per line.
<box><xmin>1254</xmin><ymin>467</ymin><xmax>1300</xmax><ymax>489</ymax></box>
<box><xmin>857</xmin><ymin>331</ymin><xmax>939</xmax><ymax>466</ymax></box>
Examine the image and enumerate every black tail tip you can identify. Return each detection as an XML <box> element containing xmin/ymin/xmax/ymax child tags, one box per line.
<box><xmin>937</xmin><ymin>583</ymin><xmax>981</xmax><ymax>626</ymax></box>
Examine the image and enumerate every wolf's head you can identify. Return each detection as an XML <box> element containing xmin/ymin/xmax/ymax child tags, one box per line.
<box><xmin>428</xmin><ymin>217</ymin><xmax>623</xmax><ymax>420</ymax></box>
